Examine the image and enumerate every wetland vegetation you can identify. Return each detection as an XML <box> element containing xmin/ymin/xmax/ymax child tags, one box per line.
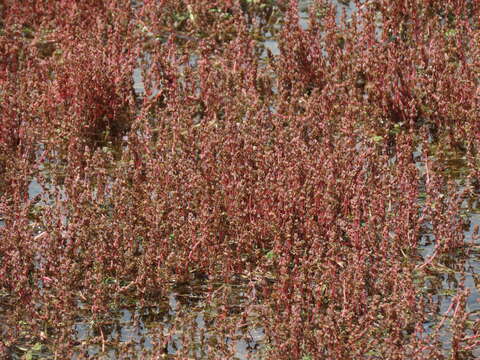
<box><xmin>1</xmin><ymin>0</ymin><xmax>480</xmax><ymax>358</ymax></box>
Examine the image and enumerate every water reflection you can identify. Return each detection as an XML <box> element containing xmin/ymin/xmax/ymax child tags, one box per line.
<box><xmin>131</xmin><ymin>0</ymin><xmax>356</xmax><ymax>97</ymax></box>
<box><xmin>67</xmin><ymin>281</ymin><xmax>264</xmax><ymax>359</ymax></box>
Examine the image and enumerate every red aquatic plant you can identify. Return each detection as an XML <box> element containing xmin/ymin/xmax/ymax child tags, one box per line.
<box><xmin>1</xmin><ymin>0</ymin><xmax>479</xmax><ymax>359</ymax></box>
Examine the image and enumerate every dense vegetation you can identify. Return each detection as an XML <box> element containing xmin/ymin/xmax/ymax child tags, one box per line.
<box><xmin>1</xmin><ymin>0</ymin><xmax>480</xmax><ymax>358</ymax></box>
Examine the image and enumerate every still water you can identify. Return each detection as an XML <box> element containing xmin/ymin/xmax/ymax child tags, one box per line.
<box><xmin>4</xmin><ymin>0</ymin><xmax>479</xmax><ymax>358</ymax></box>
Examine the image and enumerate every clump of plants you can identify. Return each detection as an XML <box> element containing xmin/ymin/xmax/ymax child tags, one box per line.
<box><xmin>1</xmin><ymin>0</ymin><xmax>480</xmax><ymax>359</ymax></box>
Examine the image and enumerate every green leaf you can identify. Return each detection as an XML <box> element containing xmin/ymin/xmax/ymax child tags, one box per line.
<box><xmin>103</xmin><ymin>277</ymin><xmax>116</xmax><ymax>285</ymax></box>
<box><xmin>32</xmin><ymin>342</ymin><xmax>43</xmax><ymax>352</ymax></box>
<box><xmin>445</xmin><ymin>28</ymin><xmax>457</xmax><ymax>38</ymax></box>
<box><xmin>265</xmin><ymin>250</ymin><xmax>276</xmax><ymax>260</ymax></box>
<box><xmin>371</xmin><ymin>135</ymin><xmax>383</xmax><ymax>143</ymax></box>
<box><xmin>439</xmin><ymin>289</ymin><xmax>457</xmax><ymax>296</ymax></box>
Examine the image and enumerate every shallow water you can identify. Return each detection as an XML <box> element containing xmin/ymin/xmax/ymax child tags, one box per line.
<box><xmin>17</xmin><ymin>186</ymin><xmax>478</xmax><ymax>358</ymax></box>
<box><xmin>4</xmin><ymin>1</ymin><xmax>480</xmax><ymax>358</ymax></box>
<box><xmin>70</xmin><ymin>285</ymin><xmax>265</xmax><ymax>359</ymax></box>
